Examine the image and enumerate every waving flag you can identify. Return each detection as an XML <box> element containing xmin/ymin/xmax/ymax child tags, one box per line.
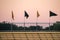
<box><xmin>12</xmin><ymin>11</ymin><xmax>14</xmax><ymax>20</ymax></box>
<box><xmin>37</xmin><ymin>11</ymin><xmax>40</xmax><ymax>18</ymax></box>
<box><xmin>24</xmin><ymin>11</ymin><xmax>29</xmax><ymax>19</ymax></box>
<box><xmin>50</xmin><ymin>11</ymin><xmax>57</xmax><ymax>17</ymax></box>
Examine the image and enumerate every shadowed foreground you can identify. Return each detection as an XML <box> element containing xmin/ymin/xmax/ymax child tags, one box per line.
<box><xmin>0</xmin><ymin>32</ymin><xmax>60</xmax><ymax>40</ymax></box>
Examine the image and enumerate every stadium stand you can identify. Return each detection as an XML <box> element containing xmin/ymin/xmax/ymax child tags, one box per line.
<box><xmin>0</xmin><ymin>32</ymin><xmax>60</xmax><ymax>40</ymax></box>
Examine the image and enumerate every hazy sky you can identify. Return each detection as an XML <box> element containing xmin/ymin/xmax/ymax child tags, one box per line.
<box><xmin>0</xmin><ymin>0</ymin><xmax>60</xmax><ymax>23</ymax></box>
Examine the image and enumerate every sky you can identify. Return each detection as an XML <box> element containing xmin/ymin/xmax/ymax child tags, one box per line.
<box><xmin>0</xmin><ymin>0</ymin><xmax>60</xmax><ymax>27</ymax></box>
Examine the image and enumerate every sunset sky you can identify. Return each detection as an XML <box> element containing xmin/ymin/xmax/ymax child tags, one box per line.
<box><xmin>0</xmin><ymin>0</ymin><xmax>60</xmax><ymax>26</ymax></box>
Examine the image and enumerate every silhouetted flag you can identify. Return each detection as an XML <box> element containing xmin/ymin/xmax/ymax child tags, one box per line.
<box><xmin>37</xmin><ymin>11</ymin><xmax>40</xmax><ymax>18</ymax></box>
<box><xmin>24</xmin><ymin>11</ymin><xmax>29</xmax><ymax>19</ymax></box>
<box><xmin>50</xmin><ymin>11</ymin><xmax>57</xmax><ymax>17</ymax></box>
<box><xmin>12</xmin><ymin>11</ymin><xmax>14</xmax><ymax>20</ymax></box>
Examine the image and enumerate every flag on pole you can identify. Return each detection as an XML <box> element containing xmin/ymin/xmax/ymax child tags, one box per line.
<box><xmin>37</xmin><ymin>11</ymin><xmax>40</xmax><ymax>18</ymax></box>
<box><xmin>12</xmin><ymin>11</ymin><xmax>14</xmax><ymax>20</ymax></box>
<box><xmin>24</xmin><ymin>11</ymin><xmax>29</xmax><ymax>19</ymax></box>
<box><xmin>50</xmin><ymin>11</ymin><xmax>57</xmax><ymax>17</ymax></box>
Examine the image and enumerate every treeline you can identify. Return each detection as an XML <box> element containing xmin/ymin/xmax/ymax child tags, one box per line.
<box><xmin>0</xmin><ymin>21</ymin><xmax>60</xmax><ymax>31</ymax></box>
<box><xmin>45</xmin><ymin>21</ymin><xmax>60</xmax><ymax>31</ymax></box>
<box><xmin>0</xmin><ymin>22</ymin><xmax>42</xmax><ymax>31</ymax></box>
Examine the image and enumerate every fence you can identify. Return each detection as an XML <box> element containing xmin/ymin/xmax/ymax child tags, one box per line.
<box><xmin>0</xmin><ymin>32</ymin><xmax>60</xmax><ymax>40</ymax></box>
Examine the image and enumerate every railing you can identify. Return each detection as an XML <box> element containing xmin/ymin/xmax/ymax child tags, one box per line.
<box><xmin>0</xmin><ymin>32</ymin><xmax>60</xmax><ymax>40</ymax></box>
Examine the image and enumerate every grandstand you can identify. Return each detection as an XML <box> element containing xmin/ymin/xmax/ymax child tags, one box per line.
<box><xmin>0</xmin><ymin>32</ymin><xmax>60</xmax><ymax>40</ymax></box>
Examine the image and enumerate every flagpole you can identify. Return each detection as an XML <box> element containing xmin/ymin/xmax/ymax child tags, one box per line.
<box><xmin>11</xmin><ymin>10</ymin><xmax>14</xmax><ymax>32</ymax></box>
<box><xmin>24</xmin><ymin>13</ymin><xmax>25</xmax><ymax>31</ymax></box>
<box><xmin>36</xmin><ymin>10</ymin><xmax>40</xmax><ymax>31</ymax></box>
<box><xmin>11</xmin><ymin>20</ymin><xmax>12</xmax><ymax>32</ymax></box>
<box><xmin>11</xmin><ymin>19</ymin><xmax>15</xmax><ymax>40</ymax></box>
<box><xmin>24</xmin><ymin>17</ymin><xmax>25</xmax><ymax>31</ymax></box>
<box><xmin>36</xmin><ymin>10</ymin><xmax>37</xmax><ymax>27</ymax></box>
<box><xmin>49</xmin><ymin>17</ymin><xmax>50</xmax><ymax>31</ymax></box>
<box><xmin>36</xmin><ymin>11</ymin><xmax>37</xmax><ymax>31</ymax></box>
<box><xmin>11</xmin><ymin>11</ymin><xmax>13</xmax><ymax>32</ymax></box>
<box><xmin>36</xmin><ymin>17</ymin><xmax>38</xmax><ymax>31</ymax></box>
<box><xmin>36</xmin><ymin>14</ymin><xmax>38</xmax><ymax>26</ymax></box>
<box><xmin>36</xmin><ymin>18</ymin><xmax>37</xmax><ymax>26</ymax></box>
<box><xmin>49</xmin><ymin>11</ymin><xmax>51</xmax><ymax>31</ymax></box>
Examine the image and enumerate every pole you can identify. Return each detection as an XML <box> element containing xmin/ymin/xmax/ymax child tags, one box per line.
<box><xmin>36</xmin><ymin>17</ymin><xmax>38</xmax><ymax>31</ymax></box>
<box><xmin>36</xmin><ymin>17</ymin><xmax>38</xmax><ymax>26</ymax></box>
<box><xmin>24</xmin><ymin>15</ymin><xmax>25</xmax><ymax>31</ymax></box>
<box><xmin>49</xmin><ymin>17</ymin><xmax>50</xmax><ymax>31</ymax></box>
<box><xmin>11</xmin><ymin>20</ymin><xmax>15</xmax><ymax>40</ymax></box>
<box><xmin>11</xmin><ymin>19</ymin><xmax>12</xmax><ymax>32</ymax></box>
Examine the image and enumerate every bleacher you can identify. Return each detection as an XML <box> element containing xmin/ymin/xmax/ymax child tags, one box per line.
<box><xmin>0</xmin><ymin>32</ymin><xmax>60</xmax><ymax>40</ymax></box>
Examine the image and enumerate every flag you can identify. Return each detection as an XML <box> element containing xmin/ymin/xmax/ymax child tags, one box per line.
<box><xmin>50</xmin><ymin>11</ymin><xmax>57</xmax><ymax>17</ymax></box>
<box><xmin>37</xmin><ymin>11</ymin><xmax>40</xmax><ymax>18</ymax></box>
<box><xmin>24</xmin><ymin>11</ymin><xmax>29</xmax><ymax>19</ymax></box>
<box><xmin>12</xmin><ymin>11</ymin><xmax>14</xmax><ymax>20</ymax></box>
